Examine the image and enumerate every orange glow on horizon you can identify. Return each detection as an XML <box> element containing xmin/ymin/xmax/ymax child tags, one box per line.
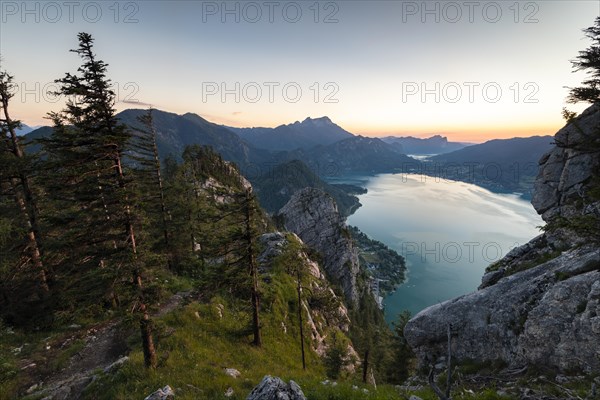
<box><xmin>16</xmin><ymin>102</ymin><xmax>563</xmax><ymax>145</ymax></box>
<box><xmin>352</xmin><ymin>125</ymin><xmax>561</xmax><ymax>143</ymax></box>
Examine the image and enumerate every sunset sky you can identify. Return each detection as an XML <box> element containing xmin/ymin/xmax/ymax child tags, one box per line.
<box><xmin>1</xmin><ymin>0</ymin><xmax>598</xmax><ymax>142</ymax></box>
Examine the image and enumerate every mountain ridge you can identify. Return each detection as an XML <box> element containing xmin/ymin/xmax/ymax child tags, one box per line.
<box><xmin>226</xmin><ymin>116</ymin><xmax>354</xmax><ymax>152</ymax></box>
<box><xmin>381</xmin><ymin>134</ymin><xmax>469</xmax><ymax>155</ymax></box>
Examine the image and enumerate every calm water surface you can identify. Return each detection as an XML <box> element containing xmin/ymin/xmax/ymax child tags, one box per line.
<box><xmin>344</xmin><ymin>173</ymin><xmax>543</xmax><ymax>323</ymax></box>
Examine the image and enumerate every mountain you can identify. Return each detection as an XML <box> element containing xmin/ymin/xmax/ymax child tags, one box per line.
<box><xmin>427</xmin><ymin>135</ymin><xmax>554</xmax><ymax>197</ymax></box>
<box><xmin>227</xmin><ymin>116</ymin><xmax>354</xmax><ymax>151</ymax></box>
<box><xmin>276</xmin><ymin>136</ymin><xmax>420</xmax><ymax>176</ymax></box>
<box><xmin>381</xmin><ymin>134</ymin><xmax>469</xmax><ymax>155</ymax></box>
<box><xmin>405</xmin><ymin>103</ymin><xmax>600</xmax><ymax>375</ymax></box>
<box><xmin>117</xmin><ymin>109</ymin><xmax>269</xmax><ymax>165</ymax></box>
<box><xmin>23</xmin><ymin>112</ymin><xmax>420</xmax><ymax>179</ymax></box>
<box><xmin>250</xmin><ymin>159</ymin><xmax>364</xmax><ymax>217</ymax></box>
<box><xmin>20</xmin><ymin>126</ymin><xmax>53</xmax><ymax>153</ymax></box>
<box><xmin>22</xmin><ymin>109</ymin><xmax>271</xmax><ymax>167</ymax></box>
<box><xmin>16</xmin><ymin>124</ymin><xmax>36</xmax><ymax>136</ymax></box>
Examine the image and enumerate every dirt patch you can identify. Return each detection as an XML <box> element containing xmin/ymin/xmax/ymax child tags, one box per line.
<box><xmin>25</xmin><ymin>291</ymin><xmax>192</xmax><ymax>399</ymax></box>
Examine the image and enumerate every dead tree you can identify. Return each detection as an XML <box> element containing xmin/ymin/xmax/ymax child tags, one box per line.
<box><xmin>429</xmin><ymin>324</ymin><xmax>453</xmax><ymax>400</ymax></box>
<box><xmin>296</xmin><ymin>263</ymin><xmax>306</xmax><ymax>369</ymax></box>
<box><xmin>245</xmin><ymin>189</ymin><xmax>262</xmax><ymax>347</ymax></box>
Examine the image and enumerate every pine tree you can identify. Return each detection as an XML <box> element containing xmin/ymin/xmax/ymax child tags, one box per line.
<box><xmin>129</xmin><ymin>109</ymin><xmax>173</xmax><ymax>268</ymax></box>
<box><xmin>294</xmin><ymin>260</ymin><xmax>306</xmax><ymax>369</ymax></box>
<box><xmin>568</xmin><ymin>17</ymin><xmax>600</xmax><ymax>104</ymax></box>
<box><xmin>244</xmin><ymin>188</ymin><xmax>262</xmax><ymax>347</ymax></box>
<box><xmin>0</xmin><ymin>70</ymin><xmax>48</xmax><ymax>294</ymax></box>
<box><xmin>42</xmin><ymin>32</ymin><xmax>157</xmax><ymax>367</ymax></box>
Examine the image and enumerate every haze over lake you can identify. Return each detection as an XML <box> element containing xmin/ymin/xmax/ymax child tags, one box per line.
<box><xmin>346</xmin><ymin>173</ymin><xmax>543</xmax><ymax>322</ymax></box>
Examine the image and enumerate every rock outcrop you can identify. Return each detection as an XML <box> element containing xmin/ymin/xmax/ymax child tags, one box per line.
<box><xmin>532</xmin><ymin>103</ymin><xmax>600</xmax><ymax>225</ymax></box>
<box><xmin>405</xmin><ymin>104</ymin><xmax>600</xmax><ymax>373</ymax></box>
<box><xmin>246</xmin><ymin>376</ymin><xmax>306</xmax><ymax>400</ymax></box>
<box><xmin>257</xmin><ymin>232</ymin><xmax>355</xmax><ymax>360</ymax></box>
<box><xmin>277</xmin><ymin>188</ymin><xmax>360</xmax><ymax>305</ymax></box>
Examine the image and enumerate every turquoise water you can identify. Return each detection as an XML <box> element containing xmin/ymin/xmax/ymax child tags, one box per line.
<box><xmin>346</xmin><ymin>173</ymin><xmax>543</xmax><ymax>323</ymax></box>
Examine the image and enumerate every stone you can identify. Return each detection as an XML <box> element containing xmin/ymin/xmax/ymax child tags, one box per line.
<box><xmin>26</xmin><ymin>384</ymin><xmax>40</xmax><ymax>394</ymax></box>
<box><xmin>143</xmin><ymin>385</ymin><xmax>175</xmax><ymax>400</ymax></box>
<box><xmin>215</xmin><ymin>304</ymin><xmax>224</xmax><ymax>319</ymax></box>
<box><xmin>409</xmin><ymin>396</ymin><xmax>423</xmax><ymax>400</ymax></box>
<box><xmin>246</xmin><ymin>376</ymin><xmax>307</xmax><ymax>400</ymax></box>
<box><xmin>225</xmin><ymin>387</ymin><xmax>234</xmax><ymax>397</ymax></box>
<box><xmin>103</xmin><ymin>356</ymin><xmax>128</xmax><ymax>373</ymax></box>
<box><xmin>225</xmin><ymin>368</ymin><xmax>241</xmax><ymax>378</ymax></box>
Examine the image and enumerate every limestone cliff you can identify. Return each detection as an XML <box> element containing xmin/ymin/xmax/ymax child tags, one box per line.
<box><xmin>404</xmin><ymin>104</ymin><xmax>600</xmax><ymax>373</ymax></box>
<box><xmin>276</xmin><ymin>188</ymin><xmax>360</xmax><ymax>305</ymax></box>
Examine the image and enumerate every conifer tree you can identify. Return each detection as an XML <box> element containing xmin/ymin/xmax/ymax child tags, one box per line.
<box><xmin>43</xmin><ymin>32</ymin><xmax>157</xmax><ymax>367</ymax></box>
<box><xmin>0</xmin><ymin>70</ymin><xmax>48</xmax><ymax>294</ymax></box>
<box><xmin>129</xmin><ymin>109</ymin><xmax>173</xmax><ymax>268</ymax></box>
<box><xmin>244</xmin><ymin>188</ymin><xmax>262</xmax><ymax>347</ymax></box>
<box><xmin>568</xmin><ymin>17</ymin><xmax>600</xmax><ymax>104</ymax></box>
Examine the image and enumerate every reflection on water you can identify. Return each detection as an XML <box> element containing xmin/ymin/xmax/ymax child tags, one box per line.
<box><xmin>346</xmin><ymin>173</ymin><xmax>543</xmax><ymax>323</ymax></box>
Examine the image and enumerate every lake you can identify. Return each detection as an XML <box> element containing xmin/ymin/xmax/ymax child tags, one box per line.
<box><xmin>344</xmin><ymin>173</ymin><xmax>543</xmax><ymax>323</ymax></box>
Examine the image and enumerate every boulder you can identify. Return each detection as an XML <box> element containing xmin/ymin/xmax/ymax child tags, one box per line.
<box><xmin>246</xmin><ymin>376</ymin><xmax>306</xmax><ymax>400</ymax></box>
<box><xmin>144</xmin><ymin>385</ymin><xmax>175</xmax><ymax>400</ymax></box>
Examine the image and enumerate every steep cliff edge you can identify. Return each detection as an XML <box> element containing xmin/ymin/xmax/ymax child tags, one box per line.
<box><xmin>277</xmin><ymin>188</ymin><xmax>361</xmax><ymax>305</ymax></box>
<box><xmin>404</xmin><ymin>104</ymin><xmax>600</xmax><ymax>373</ymax></box>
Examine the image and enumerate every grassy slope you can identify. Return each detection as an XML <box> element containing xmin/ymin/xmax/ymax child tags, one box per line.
<box><xmin>77</xmin><ymin>236</ymin><xmax>406</xmax><ymax>400</ymax></box>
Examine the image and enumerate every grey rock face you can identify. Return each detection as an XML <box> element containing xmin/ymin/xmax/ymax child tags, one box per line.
<box><xmin>277</xmin><ymin>188</ymin><xmax>360</xmax><ymax>305</ymax></box>
<box><xmin>532</xmin><ymin>103</ymin><xmax>600</xmax><ymax>226</ymax></box>
<box><xmin>405</xmin><ymin>246</ymin><xmax>600</xmax><ymax>372</ymax></box>
<box><xmin>406</xmin><ymin>104</ymin><xmax>600</xmax><ymax>373</ymax></box>
<box><xmin>246</xmin><ymin>376</ymin><xmax>307</xmax><ymax>400</ymax></box>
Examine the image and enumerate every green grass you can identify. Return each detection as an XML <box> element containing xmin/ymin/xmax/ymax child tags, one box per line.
<box><xmin>82</xmin><ymin>297</ymin><xmax>323</xmax><ymax>399</ymax></box>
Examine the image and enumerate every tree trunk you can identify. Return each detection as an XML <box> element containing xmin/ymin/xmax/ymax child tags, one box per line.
<box><xmin>245</xmin><ymin>189</ymin><xmax>262</xmax><ymax>347</ymax></box>
<box><xmin>297</xmin><ymin>266</ymin><xmax>306</xmax><ymax>370</ymax></box>
<box><xmin>362</xmin><ymin>349</ymin><xmax>370</xmax><ymax>383</ymax></box>
<box><xmin>10</xmin><ymin>178</ymin><xmax>49</xmax><ymax>292</ymax></box>
<box><xmin>148</xmin><ymin>112</ymin><xmax>171</xmax><ymax>255</ymax></box>
<box><xmin>1</xmin><ymin>92</ymin><xmax>48</xmax><ymax>293</ymax></box>
<box><xmin>428</xmin><ymin>324</ymin><xmax>453</xmax><ymax>400</ymax></box>
<box><xmin>140</xmin><ymin>303</ymin><xmax>157</xmax><ymax>369</ymax></box>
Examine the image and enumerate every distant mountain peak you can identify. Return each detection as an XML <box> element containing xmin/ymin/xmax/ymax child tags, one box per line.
<box><xmin>228</xmin><ymin>116</ymin><xmax>353</xmax><ymax>151</ymax></box>
<box><xmin>302</xmin><ymin>116</ymin><xmax>333</xmax><ymax>125</ymax></box>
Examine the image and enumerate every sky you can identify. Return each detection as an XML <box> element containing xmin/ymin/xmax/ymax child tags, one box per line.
<box><xmin>1</xmin><ymin>0</ymin><xmax>599</xmax><ymax>142</ymax></box>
